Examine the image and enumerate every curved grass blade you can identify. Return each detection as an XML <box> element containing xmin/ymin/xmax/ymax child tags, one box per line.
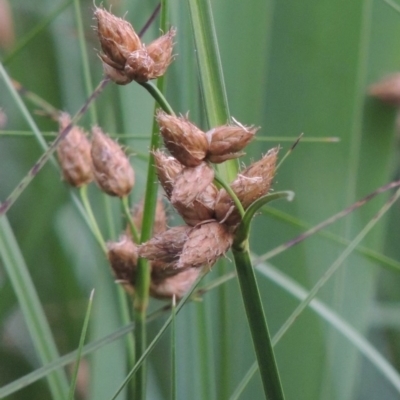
<box><xmin>0</xmin><ymin>216</ymin><xmax>69</xmax><ymax>400</ymax></box>
<box><xmin>234</xmin><ymin>191</ymin><xmax>295</xmax><ymax>248</ymax></box>
<box><xmin>68</xmin><ymin>290</ymin><xmax>95</xmax><ymax>400</ymax></box>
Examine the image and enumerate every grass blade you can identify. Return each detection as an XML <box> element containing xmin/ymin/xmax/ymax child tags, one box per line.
<box><xmin>68</xmin><ymin>290</ymin><xmax>95</xmax><ymax>400</ymax></box>
<box><xmin>0</xmin><ymin>216</ymin><xmax>69</xmax><ymax>400</ymax></box>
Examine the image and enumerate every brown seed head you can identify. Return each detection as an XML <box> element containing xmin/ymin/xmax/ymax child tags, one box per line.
<box><xmin>206</xmin><ymin>122</ymin><xmax>258</xmax><ymax>163</ymax></box>
<box><xmin>107</xmin><ymin>235</ymin><xmax>138</xmax><ymax>295</ymax></box>
<box><xmin>368</xmin><ymin>73</ymin><xmax>400</xmax><ymax>105</ymax></box>
<box><xmin>57</xmin><ymin>113</ymin><xmax>93</xmax><ymax>187</ymax></box>
<box><xmin>94</xmin><ymin>7</ymin><xmax>142</xmax><ymax>69</ymax></box>
<box><xmin>124</xmin><ymin>49</ymin><xmax>155</xmax><ymax>83</ymax></box>
<box><xmin>172</xmin><ymin>184</ymin><xmax>218</xmax><ymax>226</ymax></box>
<box><xmin>171</xmin><ymin>162</ymin><xmax>215</xmax><ymax>206</ymax></box>
<box><xmin>91</xmin><ymin>126</ymin><xmax>135</xmax><ymax>197</ymax></box>
<box><xmin>150</xmin><ymin>267</ymin><xmax>201</xmax><ymax>300</ymax></box>
<box><xmin>152</xmin><ymin>150</ymin><xmax>183</xmax><ymax>198</ymax></box>
<box><xmin>156</xmin><ymin>110</ymin><xmax>209</xmax><ymax>167</ymax></box>
<box><xmin>178</xmin><ymin>222</ymin><xmax>233</xmax><ymax>269</ymax></box>
<box><xmin>138</xmin><ymin>225</ymin><xmax>192</xmax><ymax>265</ymax></box>
<box><xmin>146</xmin><ymin>28</ymin><xmax>176</xmax><ymax>79</ymax></box>
<box><xmin>215</xmin><ymin>147</ymin><xmax>278</xmax><ymax>226</ymax></box>
<box><xmin>127</xmin><ymin>197</ymin><xmax>167</xmax><ymax>241</ymax></box>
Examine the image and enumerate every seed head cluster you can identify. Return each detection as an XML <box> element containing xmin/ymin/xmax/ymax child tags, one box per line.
<box><xmin>56</xmin><ymin>7</ymin><xmax>280</xmax><ymax>301</ymax></box>
<box><xmin>94</xmin><ymin>7</ymin><xmax>175</xmax><ymax>84</ymax></box>
<box><xmin>57</xmin><ymin>114</ymin><xmax>134</xmax><ymax>198</ymax></box>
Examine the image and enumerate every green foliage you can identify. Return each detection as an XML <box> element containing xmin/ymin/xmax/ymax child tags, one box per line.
<box><xmin>1</xmin><ymin>0</ymin><xmax>400</xmax><ymax>399</ymax></box>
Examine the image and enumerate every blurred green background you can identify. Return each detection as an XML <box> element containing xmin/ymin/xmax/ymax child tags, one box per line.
<box><xmin>1</xmin><ymin>0</ymin><xmax>400</xmax><ymax>399</ymax></box>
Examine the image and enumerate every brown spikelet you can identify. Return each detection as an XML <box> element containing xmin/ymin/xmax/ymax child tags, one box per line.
<box><xmin>178</xmin><ymin>222</ymin><xmax>233</xmax><ymax>269</ymax></box>
<box><xmin>172</xmin><ymin>183</ymin><xmax>218</xmax><ymax>226</ymax></box>
<box><xmin>127</xmin><ymin>197</ymin><xmax>167</xmax><ymax>240</ymax></box>
<box><xmin>57</xmin><ymin>113</ymin><xmax>93</xmax><ymax>187</ymax></box>
<box><xmin>150</xmin><ymin>267</ymin><xmax>201</xmax><ymax>300</ymax></box>
<box><xmin>107</xmin><ymin>235</ymin><xmax>138</xmax><ymax>295</ymax></box>
<box><xmin>368</xmin><ymin>74</ymin><xmax>400</xmax><ymax>105</ymax></box>
<box><xmin>156</xmin><ymin>110</ymin><xmax>209</xmax><ymax>167</ymax></box>
<box><xmin>94</xmin><ymin>7</ymin><xmax>175</xmax><ymax>84</ymax></box>
<box><xmin>206</xmin><ymin>122</ymin><xmax>257</xmax><ymax>163</ymax></box>
<box><xmin>0</xmin><ymin>0</ymin><xmax>14</xmax><ymax>50</ymax></box>
<box><xmin>171</xmin><ymin>163</ymin><xmax>215</xmax><ymax>206</ymax></box>
<box><xmin>138</xmin><ymin>225</ymin><xmax>192</xmax><ymax>265</ymax></box>
<box><xmin>124</xmin><ymin>49</ymin><xmax>155</xmax><ymax>83</ymax></box>
<box><xmin>146</xmin><ymin>28</ymin><xmax>176</xmax><ymax>79</ymax></box>
<box><xmin>153</xmin><ymin>150</ymin><xmax>183</xmax><ymax>198</ymax></box>
<box><xmin>95</xmin><ymin>7</ymin><xmax>142</xmax><ymax>68</ymax></box>
<box><xmin>215</xmin><ymin>147</ymin><xmax>278</xmax><ymax>226</ymax></box>
<box><xmin>91</xmin><ymin>126</ymin><xmax>135</xmax><ymax>197</ymax></box>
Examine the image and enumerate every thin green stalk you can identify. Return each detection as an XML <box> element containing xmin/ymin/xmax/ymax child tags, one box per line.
<box><xmin>0</xmin><ymin>216</ymin><xmax>69</xmax><ymax>400</ymax></box>
<box><xmin>214</xmin><ymin>172</ymin><xmax>245</xmax><ymax>217</ymax></box>
<box><xmin>68</xmin><ymin>290</ymin><xmax>95</xmax><ymax>400</ymax></box>
<box><xmin>139</xmin><ymin>81</ymin><xmax>175</xmax><ymax>115</ymax></box>
<box><xmin>79</xmin><ymin>186</ymin><xmax>107</xmax><ymax>253</ymax></box>
<box><xmin>171</xmin><ymin>296</ymin><xmax>177</xmax><ymax>400</ymax></box>
<box><xmin>73</xmin><ymin>0</ymin><xmax>97</xmax><ymax>123</ymax></box>
<box><xmin>132</xmin><ymin>4</ymin><xmax>171</xmax><ymax>398</ymax></box>
<box><xmin>111</xmin><ymin>270</ymin><xmax>207</xmax><ymax>400</ymax></box>
<box><xmin>121</xmin><ymin>196</ymin><xmax>140</xmax><ymax>243</ymax></box>
<box><xmin>231</xmin><ymin>240</ymin><xmax>285</xmax><ymax>400</ymax></box>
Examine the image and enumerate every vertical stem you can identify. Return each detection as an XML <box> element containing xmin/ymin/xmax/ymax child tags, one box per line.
<box><xmin>232</xmin><ymin>240</ymin><xmax>285</xmax><ymax>400</ymax></box>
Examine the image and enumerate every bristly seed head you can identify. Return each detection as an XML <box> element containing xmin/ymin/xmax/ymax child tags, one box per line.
<box><xmin>215</xmin><ymin>147</ymin><xmax>279</xmax><ymax>227</ymax></box>
<box><xmin>171</xmin><ymin>162</ymin><xmax>215</xmax><ymax>206</ymax></box>
<box><xmin>138</xmin><ymin>225</ymin><xmax>192</xmax><ymax>265</ymax></box>
<box><xmin>177</xmin><ymin>222</ymin><xmax>233</xmax><ymax>269</ymax></box>
<box><xmin>156</xmin><ymin>110</ymin><xmax>209</xmax><ymax>167</ymax></box>
<box><xmin>94</xmin><ymin>7</ymin><xmax>175</xmax><ymax>84</ymax></box>
<box><xmin>107</xmin><ymin>235</ymin><xmax>138</xmax><ymax>295</ymax></box>
<box><xmin>150</xmin><ymin>267</ymin><xmax>201</xmax><ymax>300</ymax></box>
<box><xmin>152</xmin><ymin>150</ymin><xmax>183</xmax><ymax>198</ymax></box>
<box><xmin>205</xmin><ymin>121</ymin><xmax>258</xmax><ymax>163</ymax></box>
<box><xmin>57</xmin><ymin>113</ymin><xmax>93</xmax><ymax>187</ymax></box>
<box><xmin>91</xmin><ymin>126</ymin><xmax>135</xmax><ymax>197</ymax></box>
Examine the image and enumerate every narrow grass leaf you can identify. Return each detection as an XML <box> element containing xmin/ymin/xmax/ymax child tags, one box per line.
<box><xmin>68</xmin><ymin>290</ymin><xmax>95</xmax><ymax>400</ymax></box>
<box><xmin>0</xmin><ymin>216</ymin><xmax>69</xmax><ymax>400</ymax></box>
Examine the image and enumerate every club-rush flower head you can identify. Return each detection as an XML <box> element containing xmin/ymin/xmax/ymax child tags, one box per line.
<box><xmin>156</xmin><ymin>110</ymin><xmax>209</xmax><ymax>167</ymax></box>
<box><xmin>107</xmin><ymin>235</ymin><xmax>139</xmax><ymax>295</ymax></box>
<box><xmin>94</xmin><ymin>7</ymin><xmax>175</xmax><ymax>84</ymax></box>
<box><xmin>215</xmin><ymin>147</ymin><xmax>279</xmax><ymax>227</ymax></box>
<box><xmin>57</xmin><ymin>113</ymin><xmax>93</xmax><ymax>187</ymax></box>
<box><xmin>205</xmin><ymin>119</ymin><xmax>258</xmax><ymax>163</ymax></box>
<box><xmin>91</xmin><ymin>126</ymin><xmax>135</xmax><ymax>197</ymax></box>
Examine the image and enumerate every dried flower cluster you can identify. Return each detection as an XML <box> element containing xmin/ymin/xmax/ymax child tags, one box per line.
<box><xmin>99</xmin><ymin>110</ymin><xmax>278</xmax><ymax>300</ymax></box>
<box><xmin>57</xmin><ymin>7</ymin><xmax>280</xmax><ymax>301</ymax></box>
<box><xmin>94</xmin><ymin>7</ymin><xmax>175</xmax><ymax>84</ymax></box>
<box><xmin>133</xmin><ymin>111</ymin><xmax>277</xmax><ymax>299</ymax></box>
<box><xmin>57</xmin><ymin>114</ymin><xmax>134</xmax><ymax>197</ymax></box>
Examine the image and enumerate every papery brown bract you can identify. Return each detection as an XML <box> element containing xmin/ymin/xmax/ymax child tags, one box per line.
<box><xmin>91</xmin><ymin>126</ymin><xmax>135</xmax><ymax>197</ymax></box>
<box><xmin>177</xmin><ymin>222</ymin><xmax>233</xmax><ymax>269</ymax></box>
<box><xmin>57</xmin><ymin>113</ymin><xmax>93</xmax><ymax>187</ymax></box>
<box><xmin>156</xmin><ymin>110</ymin><xmax>209</xmax><ymax>167</ymax></box>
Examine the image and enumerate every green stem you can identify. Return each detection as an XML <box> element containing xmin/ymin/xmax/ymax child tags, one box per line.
<box><xmin>121</xmin><ymin>196</ymin><xmax>140</xmax><ymax>243</ymax></box>
<box><xmin>139</xmin><ymin>81</ymin><xmax>175</xmax><ymax>115</ymax></box>
<box><xmin>232</xmin><ymin>239</ymin><xmax>285</xmax><ymax>400</ymax></box>
<box><xmin>79</xmin><ymin>186</ymin><xmax>107</xmax><ymax>253</ymax></box>
<box><xmin>214</xmin><ymin>171</ymin><xmax>245</xmax><ymax>217</ymax></box>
